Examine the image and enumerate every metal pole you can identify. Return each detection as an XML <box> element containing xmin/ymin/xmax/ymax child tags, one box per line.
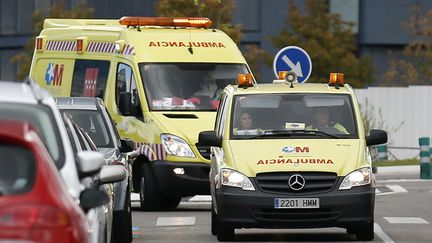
<box><xmin>419</xmin><ymin>137</ymin><xmax>430</xmax><ymax>179</ymax></box>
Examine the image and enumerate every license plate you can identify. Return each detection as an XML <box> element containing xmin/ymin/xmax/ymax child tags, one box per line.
<box><xmin>274</xmin><ymin>198</ymin><xmax>319</xmax><ymax>209</ymax></box>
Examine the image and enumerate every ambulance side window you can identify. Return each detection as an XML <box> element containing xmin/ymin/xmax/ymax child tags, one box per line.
<box><xmin>116</xmin><ymin>63</ymin><xmax>141</xmax><ymax>116</ymax></box>
<box><xmin>215</xmin><ymin>93</ymin><xmax>228</xmax><ymax>137</ymax></box>
<box><xmin>71</xmin><ymin>60</ymin><xmax>110</xmax><ymax>98</ymax></box>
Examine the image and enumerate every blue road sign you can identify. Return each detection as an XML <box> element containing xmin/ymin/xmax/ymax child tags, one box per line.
<box><xmin>273</xmin><ymin>46</ymin><xmax>312</xmax><ymax>83</ymax></box>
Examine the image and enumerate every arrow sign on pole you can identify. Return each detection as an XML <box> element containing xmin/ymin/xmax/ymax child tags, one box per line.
<box><xmin>282</xmin><ymin>55</ymin><xmax>303</xmax><ymax>77</ymax></box>
<box><xmin>273</xmin><ymin>46</ymin><xmax>312</xmax><ymax>83</ymax></box>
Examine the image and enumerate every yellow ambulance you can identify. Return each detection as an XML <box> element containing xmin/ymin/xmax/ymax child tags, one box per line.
<box><xmin>30</xmin><ymin>16</ymin><xmax>254</xmax><ymax>210</ymax></box>
<box><xmin>198</xmin><ymin>72</ymin><xmax>387</xmax><ymax>241</ymax></box>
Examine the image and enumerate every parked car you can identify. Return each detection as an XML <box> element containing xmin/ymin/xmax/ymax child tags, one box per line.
<box><xmin>57</xmin><ymin>97</ymin><xmax>133</xmax><ymax>243</ymax></box>
<box><xmin>0</xmin><ymin>119</ymin><xmax>90</xmax><ymax>243</ymax></box>
<box><xmin>63</xmin><ymin>114</ymin><xmax>127</xmax><ymax>243</ymax></box>
<box><xmin>0</xmin><ymin>80</ymin><xmax>122</xmax><ymax>243</ymax></box>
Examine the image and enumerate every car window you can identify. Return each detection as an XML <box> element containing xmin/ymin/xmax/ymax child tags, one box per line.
<box><xmin>61</xmin><ymin>109</ymin><xmax>113</xmax><ymax>148</ymax></box>
<box><xmin>0</xmin><ymin>144</ymin><xmax>36</xmax><ymax>195</ymax></box>
<box><xmin>0</xmin><ymin>103</ymin><xmax>65</xmax><ymax>169</ymax></box>
<box><xmin>71</xmin><ymin>59</ymin><xmax>110</xmax><ymax>98</ymax></box>
<box><xmin>230</xmin><ymin>93</ymin><xmax>358</xmax><ymax>139</ymax></box>
<box><xmin>139</xmin><ymin>63</ymin><xmax>248</xmax><ymax>111</ymax></box>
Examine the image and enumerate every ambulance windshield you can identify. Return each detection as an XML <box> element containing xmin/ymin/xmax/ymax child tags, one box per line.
<box><xmin>139</xmin><ymin>63</ymin><xmax>249</xmax><ymax>111</ymax></box>
<box><xmin>231</xmin><ymin>93</ymin><xmax>358</xmax><ymax>139</ymax></box>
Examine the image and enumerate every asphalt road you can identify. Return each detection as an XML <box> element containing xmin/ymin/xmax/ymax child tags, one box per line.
<box><xmin>131</xmin><ymin>165</ymin><xmax>432</xmax><ymax>242</ymax></box>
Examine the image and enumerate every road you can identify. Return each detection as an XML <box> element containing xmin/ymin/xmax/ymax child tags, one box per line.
<box><xmin>130</xmin><ymin>166</ymin><xmax>432</xmax><ymax>242</ymax></box>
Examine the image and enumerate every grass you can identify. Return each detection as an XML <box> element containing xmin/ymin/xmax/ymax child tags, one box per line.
<box><xmin>372</xmin><ymin>159</ymin><xmax>420</xmax><ymax>167</ymax></box>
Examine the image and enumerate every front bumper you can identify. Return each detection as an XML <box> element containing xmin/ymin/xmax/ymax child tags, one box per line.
<box><xmin>151</xmin><ymin>160</ymin><xmax>210</xmax><ymax>197</ymax></box>
<box><xmin>215</xmin><ymin>177</ymin><xmax>374</xmax><ymax>229</ymax></box>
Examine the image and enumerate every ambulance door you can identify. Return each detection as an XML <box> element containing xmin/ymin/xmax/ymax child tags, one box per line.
<box><xmin>114</xmin><ymin>62</ymin><xmax>157</xmax><ymax>153</ymax></box>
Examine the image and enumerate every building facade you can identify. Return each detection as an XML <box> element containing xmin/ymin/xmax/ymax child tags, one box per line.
<box><xmin>1</xmin><ymin>0</ymin><xmax>431</xmax><ymax>83</ymax></box>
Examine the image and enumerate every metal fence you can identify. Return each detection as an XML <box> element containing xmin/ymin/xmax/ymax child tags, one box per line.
<box><xmin>354</xmin><ymin>86</ymin><xmax>432</xmax><ymax>160</ymax></box>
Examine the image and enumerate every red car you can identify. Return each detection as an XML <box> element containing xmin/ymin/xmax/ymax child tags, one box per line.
<box><xmin>0</xmin><ymin>119</ymin><xmax>90</xmax><ymax>243</ymax></box>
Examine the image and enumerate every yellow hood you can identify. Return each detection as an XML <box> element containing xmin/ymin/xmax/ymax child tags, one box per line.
<box><xmin>151</xmin><ymin>112</ymin><xmax>216</xmax><ymax>145</ymax></box>
<box><xmin>227</xmin><ymin>139</ymin><xmax>364</xmax><ymax>177</ymax></box>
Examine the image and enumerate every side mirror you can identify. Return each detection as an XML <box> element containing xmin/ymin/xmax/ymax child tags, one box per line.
<box><xmin>80</xmin><ymin>188</ymin><xmax>109</xmax><ymax>212</ymax></box>
<box><xmin>120</xmin><ymin>138</ymin><xmax>135</xmax><ymax>153</ymax></box>
<box><xmin>98</xmin><ymin>165</ymin><xmax>127</xmax><ymax>185</ymax></box>
<box><xmin>77</xmin><ymin>151</ymin><xmax>106</xmax><ymax>178</ymax></box>
<box><xmin>366</xmin><ymin>129</ymin><xmax>388</xmax><ymax>146</ymax></box>
<box><xmin>119</xmin><ymin>92</ymin><xmax>133</xmax><ymax>116</ymax></box>
<box><xmin>198</xmin><ymin>130</ymin><xmax>222</xmax><ymax>147</ymax></box>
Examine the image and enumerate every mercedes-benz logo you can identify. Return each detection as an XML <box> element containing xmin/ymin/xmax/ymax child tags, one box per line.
<box><xmin>288</xmin><ymin>174</ymin><xmax>305</xmax><ymax>191</ymax></box>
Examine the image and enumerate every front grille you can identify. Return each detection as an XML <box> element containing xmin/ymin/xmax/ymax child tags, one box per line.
<box><xmin>256</xmin><ymin>172</ymin><xmax>337</xmax><ymax>194</ymax></box>
<box><xmin>196</xmin><ymin>145</ymin><xmax>211</xmax><ymax>160</ymax></box>
<box><xmin>252</xmin><ymin>207</ymin><xmax>341</xmax><ymax>221</ymax></box>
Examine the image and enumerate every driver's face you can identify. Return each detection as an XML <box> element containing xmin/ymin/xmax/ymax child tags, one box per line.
<box><xmin>240</xmin><ymin>113</ymin><xmax>252</xmax><ymax>129</ymax></box>
<box><xmin>316</xmin><ymin>111</ymin><xmax>329</xmax><ymax>126</ymax></box>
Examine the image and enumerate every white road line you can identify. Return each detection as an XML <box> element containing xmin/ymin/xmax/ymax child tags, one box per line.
<box><xmin>386</xmin><ymin>185</ymin><xmax>408</xmax><ymax>193</ymax></box>
<box><xmin>374</xmin><ymin>223</ymin><xmax>395</xmax><ymax>243</ymax></box>
<box><xmin>131</xmin><ymin>193</ymin><xmax>140</xmax><ymax>201</ymax></box>
<box><xmin>156</xmin><ymin>217</ymin><xmax>195</xmax><ymax>226</ymax></box>
<box><xmin>376</xmin><ymin>179</ymin><xmax>429</xmax><ymax>183</ymax></box>
<box><xmin>188</xmin><ymin>195</ymin><xmax>212</xmax><ymax>202</ymax></box>
<box><xmin>375</xmin><ymin>188</ymin><xmax>381</xmax><ymax>194</ymax></box>
<box><xmin>384</xmin><ymin>217</ymin><xmax>429</xmax><ymax>224</ymax></box>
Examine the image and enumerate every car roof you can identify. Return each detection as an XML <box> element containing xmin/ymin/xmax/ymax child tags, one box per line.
<box><xmin>228</xmin><ymin>83</ymin><xmax>355</xmax><ymax>96</ymax></box>
<box><xmin>56</xmin><ymin>97</ymin><xmax>103</xmax><ymax>110</ymax></box>
<box><xmin>0</xmin><ymin>80</ymin><xmax>52</xmax><ymax>104</ymax></box>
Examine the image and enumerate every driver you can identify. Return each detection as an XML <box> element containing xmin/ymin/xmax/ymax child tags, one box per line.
<box><xmin>307</xmin><ymin>108</ymin><xmax>348</xmax><ymax>134</ymax></box>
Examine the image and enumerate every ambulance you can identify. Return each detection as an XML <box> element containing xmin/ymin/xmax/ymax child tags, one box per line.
<box><xmin>198</xmin><ymin>72</ymin><xmax>387</xmax><ymax>241</ymax></box>
<box><xmin>30</xmin><ymin>16</ymin><xmax>254</xmax><ymax>210</ymax></box>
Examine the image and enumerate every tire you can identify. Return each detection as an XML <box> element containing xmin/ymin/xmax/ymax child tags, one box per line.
<box><xmin>355</xmin><ymin>222</ymin><xmax>374</xmax><ymax>241</ymax></box>
<box><xmin>139</xmin><ymin>163</ymin><xmax>163</xmax><ymax>211</ymax></box>
<box><xmin>211</xmin><ymin>203</ymin><xmax>217</xmax><ymax>235</ymax></box>
<box><xmin>162</xmin><ymin>196</ymin><xmax>182</xmax><ymax>208</ymax></box>
<box><xmin>216</xmin><ymin>220</ymin><xmax>234</xmax><ymax>241</ymax></box>
<box><xmin>111</xmin><ymin>193</ymin><xmax>132</xmax><ymax>243</ymax></box>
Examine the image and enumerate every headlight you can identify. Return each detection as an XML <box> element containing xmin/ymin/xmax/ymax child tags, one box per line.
<box><xmin>161</xmin><ymin>134</ymin><xmax>195</xmax><ymax>158</ymax></box>
<box><xmin>339</xmin><ymin>167</ymin><xmax>371</xmax><ymax>190</ymax></box>
<box><xmin>220</xmin><ymin>168</ymin><xmax>255</xmax><ymax>191</ymax></box>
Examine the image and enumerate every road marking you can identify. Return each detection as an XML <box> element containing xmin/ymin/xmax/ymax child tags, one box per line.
<box><xmin>188</xmin><ymin>195</ymin><xmax>212</xmax><ymax>202</ymax></box>
<box><xmin>376</xmin><ymin>179</ymin><xmax>430</xmax><ymax>183</ymax></box>
<box><xmin>376</xmin><ymin>184</ymin><xmax>407</xmax><ymax>196</ymax></box>
<box><xmin>131</xmin><ymin>193</ymin><xmax>140</xmax><ymax>201</ymax></box>
<box><xmin>156</xmin><ymin>217</ymin><xmax>195</xmax><ymax>226</ymax></box>
<box><xmin>384</xmin><ymin>217</ymin><xmax>429</xmax><ymax>224</ymax></box>
<box><xmin>386</xmin><ymin>185</ymin><xmax>407</xmax><ymax>193</ymax></box>
<box><xmin>375</xmin><ymin>188</ymin><xmax>381</xmax><ymax>194</ymax></box>
<box><xmin>374</xmin><ymin>223</ymin><xmax>395</xmax><ymax>243</ymax></box>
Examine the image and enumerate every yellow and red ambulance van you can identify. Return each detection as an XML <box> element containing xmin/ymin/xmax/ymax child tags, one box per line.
<box><xmin>30</xmin><ymin>16</ymin><xmax>254</xmax><ymax>210</ymax></box>
<box><xmin>199</xmin><ymin>72</ymin><xmax>387</xmax><ymax>241</ymax></box>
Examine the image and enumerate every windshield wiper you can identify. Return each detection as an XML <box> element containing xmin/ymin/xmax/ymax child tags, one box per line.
<box><xmin>243</xmin><ymin>129</ymin><xmax>340</xmax><ymax>139</ymax></box>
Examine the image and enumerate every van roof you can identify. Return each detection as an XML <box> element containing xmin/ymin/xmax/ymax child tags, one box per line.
<box><xmin>229</xmin><ymin>83</ymin><xmax>355</xmax><ymax>95</ymax></box>
<box><xmin>38</xmin><ymin>18</ymin><xmax>246</xmax><ymax>63</ymax></box>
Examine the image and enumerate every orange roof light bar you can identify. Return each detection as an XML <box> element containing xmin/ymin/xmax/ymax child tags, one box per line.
<box><xmin>119</xmin><ymin>17</ymin><xmax>212</xmax><ymax>28</ymax></box>
<box><xmin>329</xmin><ymin>73</ymin><xmax>344</xmax><ymax>86</ymax></box>
<box><xmin>237</xmin><ymin>74</ymin><xmax>254</xmax><ymax>88</ymax></box>
<box><xmin>278</xmin><ymin>71</ymin><xmax>288</xmax><ymax>80</ymax></box>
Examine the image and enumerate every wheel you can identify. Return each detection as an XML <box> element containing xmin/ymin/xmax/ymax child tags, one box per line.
<box><xmin>111</xmin><ymin>192</ymin><xmax>132</xmax><ymax>243</ymax></box>
<box><xmin>211</xmin><ymin>203</ymin><xmax>217</xmax><ymax>235</ymax></box>
<box><xmin>162</xmin><ymin>196</ymin><xmax>182</xmax><ymax>208</ymax></box>
<box><xmin>139</xmin><ymin>163</ymin><xmax>163</xmax><ymax>210</ymax></box>
<box><xmin>355</xmin><ymin>222</ymin><xmax>374</xmax><ymax>241</ymax></box>
<box><xmin>216</xmin><ymin>219</ymin><xmax>234</xmax><ymax>241</ymax></box>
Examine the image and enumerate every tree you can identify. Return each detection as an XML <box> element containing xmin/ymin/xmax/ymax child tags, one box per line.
<box><xmin>156</xmin><ymin>0</ymin><xmax>242</xmax><ymax>43</ymax></box>
<box><xmin>11</xmin><ymin>1</ymin><xmax>93</xmax><ymax>80</ymax></box>
<box><xmin>383</xmin><ymin>6</ymin><xmax>432</xmax><ymax>86</ymax></box>
<box><xmin>265</xmin><ymin>0</ymin><xmax>372</xmax><ymax>87</ymax></box>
